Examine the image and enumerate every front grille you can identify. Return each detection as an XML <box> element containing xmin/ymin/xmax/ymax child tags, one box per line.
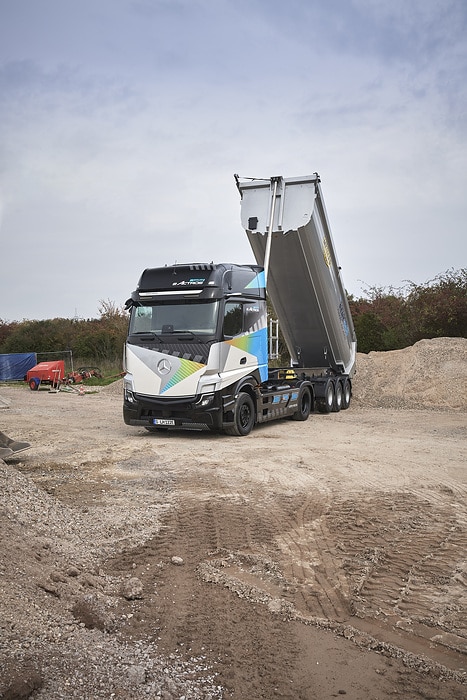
<box><xmin>128</xmin><ymin>340</ymin><xmax>210</xmax><ymax>364</ymax></box>
<box><xmin>136</xmin><ymin>394</ymin><xmax>196</xmax><ymax>410</ymax></box>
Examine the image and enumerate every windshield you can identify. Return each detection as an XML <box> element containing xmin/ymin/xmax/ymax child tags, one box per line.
<box><xmin>129</xmin><ymin>301</ymin><xmax>219</xmax><ymax>336</ymax></box>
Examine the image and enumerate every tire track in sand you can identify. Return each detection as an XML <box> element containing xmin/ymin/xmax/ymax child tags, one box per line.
<box><xmin>105</xmin><ymin>463</ymin><xmax>466</xmax><ymax>680</ymax></box>
<box><xmin>105</xmin><ymin>489</ymin><xmax>309</xmax><ymax>699</ymax></box>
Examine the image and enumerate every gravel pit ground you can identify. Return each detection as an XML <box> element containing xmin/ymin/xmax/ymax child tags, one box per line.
<box><xmin>0</xmin><ymin>337</ymin><xmax>466</xmax><ymax>699</ymax></box>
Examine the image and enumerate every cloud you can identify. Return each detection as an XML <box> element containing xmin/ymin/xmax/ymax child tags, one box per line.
<box><xmin>0</xmin><ymin>0</ymin><xmax>466</xmax><ymax>320</ymax></box>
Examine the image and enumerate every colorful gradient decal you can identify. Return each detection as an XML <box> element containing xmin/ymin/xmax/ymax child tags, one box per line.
<box><xmin>245</xmin><ymin>271</ymin><xmax>266</xmax><ymax>290</ymax></box>
<box><xmin>161</xmin><ymin>357</ymin><xmax>205</xmax><ymax>393</ymax></box>
<box><xmin>226</xmin><ymin>328</ymin><xmax>263</xmax><ymax>354</ymax></box>
<box><xmin>226</xmin><ymin>327</ymin><xmax>268</xmax><ymax>380</ymax></box>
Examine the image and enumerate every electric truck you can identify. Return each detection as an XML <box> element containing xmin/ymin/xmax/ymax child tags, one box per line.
<box><xmin>123</xmin><ymin>173</ymin><xmax>356</xmax><ymax>435</ymax></box>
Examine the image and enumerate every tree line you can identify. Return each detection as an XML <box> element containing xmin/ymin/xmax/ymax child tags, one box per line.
<box><xmin>0</xmin><ymin>300</ymin><xmax>128</xmax><ymax>368</ymax></box>
<box><xmin>347</xmin><ymin>268</ymin><xmax>466</xmax><ymax>353</ymax></box>
<box><xmin>0</xmin><ymin>270</ymin><xmax>465</xmax><ymax>365</ymax></box>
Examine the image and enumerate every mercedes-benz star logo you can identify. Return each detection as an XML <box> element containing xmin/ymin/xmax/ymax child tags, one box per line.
<box><xmin>157</xmin><ymin>358</ymin><xmax>172</xmax><ymax>376</ymax></box>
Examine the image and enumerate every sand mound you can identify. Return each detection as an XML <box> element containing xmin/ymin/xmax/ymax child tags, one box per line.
<box><xmin>100</xmin><ymin>377</ymin><xmax>124</xmax><ymax>396</ymax></box>
<box><xmin>353</xmin><ymin>337</ymin><xmax>467</xmax><ymax>410</ymax></box>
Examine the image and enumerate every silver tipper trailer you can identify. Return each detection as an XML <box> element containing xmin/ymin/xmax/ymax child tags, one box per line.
<box><xmin>235</xmin><ymin>174</ymin><xmax>357</xmax><ymax>377</ymax></box>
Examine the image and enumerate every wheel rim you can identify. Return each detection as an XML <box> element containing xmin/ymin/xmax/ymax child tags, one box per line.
<box><xmin>301</xmin><ymin>390</ymin><xmax>311</xmax><ymax>415</ymax></box>
<box><xmin>335</xmin><ymin>383</ymin><xmax>343</xmax><ymax>409</ymax></box>
<box><xmin>239</xmin><ymin>402</ymin><xmax>252</xmax><ymax>429</ymax></box>
<box><xmin>343</xmin><ymin>380</ymin><xmax>351</xmax><ymax>407</ymax></box>
<box><xmin>326</xmin><ymin>383</ymin><xmax>334</xmax><ymax>408</ymax></box>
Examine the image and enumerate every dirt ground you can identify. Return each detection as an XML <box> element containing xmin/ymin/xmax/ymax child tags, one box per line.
<box><xmin>1</xmin><ymin>337</ymin><xmax>466</xmax><ymax>699</ymax></box>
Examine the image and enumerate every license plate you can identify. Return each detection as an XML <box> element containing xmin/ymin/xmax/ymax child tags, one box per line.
<box><xmin>153</xmin><ymin>418</ymin><xmax>175</xmax><ymax>426</ymax></box>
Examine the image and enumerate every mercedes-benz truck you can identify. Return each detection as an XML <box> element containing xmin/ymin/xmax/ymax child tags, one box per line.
<box><xmin>123</xmin><ymin>173</ymin><xmax>356</xmax><ymax>435</ymax></box>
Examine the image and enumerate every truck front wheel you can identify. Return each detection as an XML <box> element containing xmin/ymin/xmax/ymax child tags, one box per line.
<box><xmin>292</xmin><ymin>387</ymin><xmax>312</xmax><ymax>421</ymax></box>
<box><xmin>225</xmin><ymin>392</ymin><xmax>255</xmax><ymax>436</ymax></box>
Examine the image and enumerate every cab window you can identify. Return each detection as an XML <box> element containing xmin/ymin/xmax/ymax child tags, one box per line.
<box><xmin>223</xmin><ymin>302</ymin><xmax>243</xmax><ymax>337</ymax></box>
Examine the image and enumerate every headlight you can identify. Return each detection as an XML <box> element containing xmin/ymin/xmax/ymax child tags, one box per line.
<box><xmin>124</xmin><ymin>376</ymin><xmax>135</xmax><ymax>403</ymax></box>
<box><xmin>197</xmin><ymin>393</ymin><xmax>214</xmax><ymax>408</ymax></box>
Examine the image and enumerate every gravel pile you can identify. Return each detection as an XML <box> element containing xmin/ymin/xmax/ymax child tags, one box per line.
<box><xmin>0</xmin><ymin>461</ymin><xmax>222</xmax><ymax>699</ymax></box>
<box><xmin>353</xmin><ymin>337</ymin><xmax>467</xmax><ymax>410</ymax></box>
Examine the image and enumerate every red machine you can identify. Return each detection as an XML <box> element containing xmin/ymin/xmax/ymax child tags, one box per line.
<box><xmin>26</xmin><ymin>361</ymin><xmax>65</xmax><ymax>390</ymax></box>
<box><xmin>66</xmin><ymin>367</ymin><xmax>102</xmax><ymax>383</ymax></box>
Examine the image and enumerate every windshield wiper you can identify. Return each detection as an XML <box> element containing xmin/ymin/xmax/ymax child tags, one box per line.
<box><xmin>172</xmin><ymin>329</ymin><xmax>205</xmax><ymax>342</ymax></box>
<box><xmin>130</xmin><ymin>331</ymin><xmax>162</xmax><ymax>342</ymax></box>
<box><xmin>162</xmin><ymin>329</ymin><xmax>214</xmax><ymax>343</ymax></box>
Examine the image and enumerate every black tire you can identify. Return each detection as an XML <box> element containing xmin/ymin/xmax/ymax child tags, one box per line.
<box><xmin>332</xmin><ymin>381</ymin><xmax>343</xmax><ymax>412</ymax></box>
<box><xmin>225</xmin><ymin>392</ymin><xmax>255</xmax><ymax>436</ymax></box>
<box><xmin>342</xmin><ymin>378</ymin><xmax>351</xmax><ymax>409</ymax></box>
<box><xmin>317</xmin><ymin>380</ymin><xmax>334</xmax><ymax>414</ymax></box>
<box><xmin>292</xmin><ymin>387</ymin><xmax>312</xmax><ymax>421</ymax></box>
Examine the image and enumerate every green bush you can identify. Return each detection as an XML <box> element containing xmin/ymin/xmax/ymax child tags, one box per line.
<box><xmin>349</xmin><ymin>269</ymin><xmax>466</xmax><ymax>353</ymax></box>
<box><xmin>0</xmin><ymin>300</ymin><xmax>128</xmax><ymax>378</ymax></box>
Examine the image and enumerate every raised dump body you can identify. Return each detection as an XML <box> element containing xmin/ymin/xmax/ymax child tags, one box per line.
<box><xmin>236</xmin><ymin>174</ymin><xmax>356</xmax><ymax>376</ymax></box>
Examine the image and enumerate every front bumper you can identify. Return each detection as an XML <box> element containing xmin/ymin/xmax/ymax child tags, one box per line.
<box><xmin>123</xmin><ymin>391</ymin><xmax>225</xmax><ymax>430</ymax></box>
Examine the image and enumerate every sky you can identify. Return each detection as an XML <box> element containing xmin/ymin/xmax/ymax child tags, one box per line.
<box><xmin>1</xmin><ymin>0</ymin><xmax>466</xmax><ymax>321</ymax></box>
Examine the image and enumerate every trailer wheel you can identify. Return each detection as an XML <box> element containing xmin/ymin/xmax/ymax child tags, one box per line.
<box><xmin>29</xmin><ymin>378</ymin><xmax>39</xmax><ymax>391</ymax></box>
<box><xmin>332</xmin><ymin>381</ymin><xmax>343</xmax><ymax>412</ymax></box>
<box><xmin>225</xmin><ymin>392</ymin><xmax>255</xmax><ymax>436</ymax></box>
<box><xmin>317</xmin><ymin>380</ymin><xmax>334</xmax><ymax>414</ymax></box>
<box><xmin>342</xmin><ymin>378</ymin><xmax>351</xmax><ymax>409</ymax></box>
<box><xmin>292</xmin><ymin>387</ymin><xmax>312</xmax><ymax>421</ymax></box>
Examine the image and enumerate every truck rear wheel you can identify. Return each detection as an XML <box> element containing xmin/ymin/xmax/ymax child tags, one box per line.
<box><xmin>292</xmin><ymin>387</ymin><xmax>312</xmax><ymax>421</ymax></box>
<box><xmin>225</xmin><ymin>392</ymin><xmax>255</xmax><ymax>436</ymax></box>
<box><xmin>342</xmin><ymin>378</ymin><xmax>351</xmax><ymax>409</ymax></box>
<box><xmin>317</xmin><ymin>380</ymin><xmax>334</xmax><ymax>414</ymax></box>
<box><xmin>332</xmin><ymin>381</ymin><xmax>343</xmax><ymax>412</ymax></box>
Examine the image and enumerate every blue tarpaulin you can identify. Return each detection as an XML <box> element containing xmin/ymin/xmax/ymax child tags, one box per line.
<box><xmin>0</xmin><ymin>353</ymin><xmax>37</xmax><ymax>381</ymax></box>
